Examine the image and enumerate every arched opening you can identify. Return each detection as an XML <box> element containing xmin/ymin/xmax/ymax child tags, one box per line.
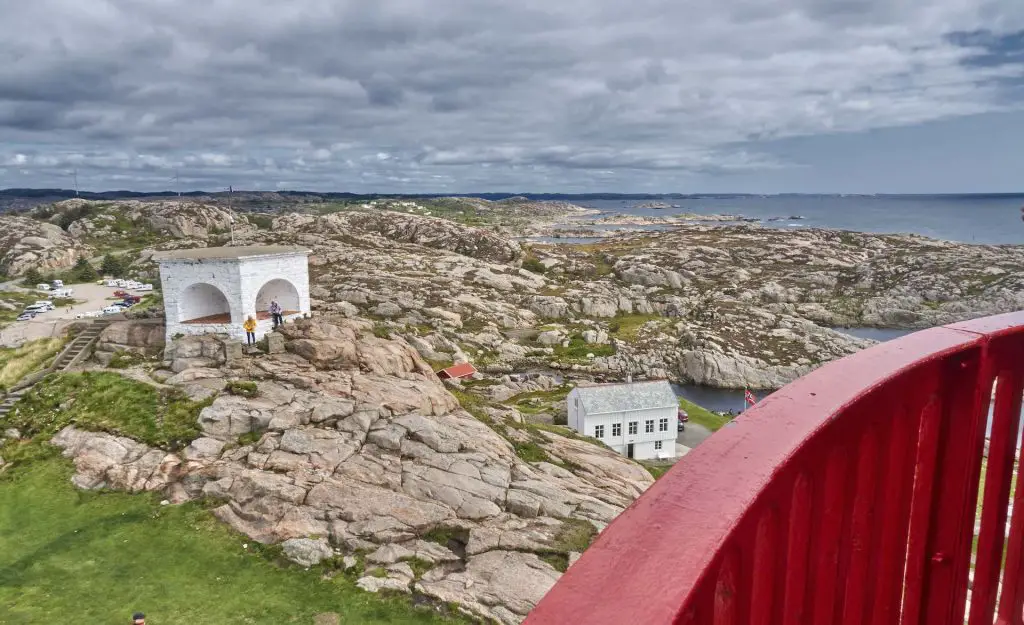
<box><xmin>179</xmin><ymin>283</ymin><xmax>231</xmax><ymax>324</ymax></box>
<box><xmin>254</xmin><ymin>278</ymin><xmax>301</xmax><ymax>320</ymax></box>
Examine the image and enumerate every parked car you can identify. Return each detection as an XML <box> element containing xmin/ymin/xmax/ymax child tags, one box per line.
<box><xmin>75</xmin><ymin>311</ymin><xmax>101</xmax><ymax>319</ymax></box>
<box><xmin>134</xmin><ymin>284</ymin><xmax>154</xmax><ymax>292</ymax></box>
<box><xmin>105</xmin><ymin>279</ymin><xmax>120</xmax><ymax>287</ymax></box>
<box><xmin>16</xmin><ymin>312</ymin><xmax>35</xmax><ymax>321</ymax></box>
<box><xmin>52</xmin><ymin>279</ymin><xmax>64</xmax><ymax>288</ymax></box>
<box><xmin>52</xmin><ymin>288</ymin><xmax>73</xmax><ymax>298</ymax></box>
<box><xmin>36</xmin><ymin>283</ymin><xmax>51</xmax><ymax>291</ymax></box>
<box><xmin>102</xmin><ymin>305</ymin><xmax>123</xmax><ymax>315</ymax></box>
<box><xmin>113</xmin><ymin>290</ymin><xmax>129</xmax><ymax>297</ymax></box>
<box><xmin>34</xmin><ymin>300</ymin><xmax>54</xmax><ymax>310</ymax></box>
<box><xmin>677</xmin><ymin>409</ymin><xmax>689</xmax><ymax>431</ymax></box>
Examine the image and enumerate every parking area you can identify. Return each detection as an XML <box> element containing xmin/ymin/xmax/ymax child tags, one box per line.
<box><xmin>0</xmin><ymin>283</ymin><xmax>146</xmax><ymax>347</ymax></box>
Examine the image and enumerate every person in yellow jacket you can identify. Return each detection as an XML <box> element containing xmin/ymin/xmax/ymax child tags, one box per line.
<box><xmin>243</xmin><ymin>315</ymin><xmax>257</xmax><ymax>346</ymax></box>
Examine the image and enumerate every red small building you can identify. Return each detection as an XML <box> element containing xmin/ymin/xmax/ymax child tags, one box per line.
<box><xmin>437</xmin><ymin>363</ymin><xmax>477</xmax><ymax>380</ymax></box>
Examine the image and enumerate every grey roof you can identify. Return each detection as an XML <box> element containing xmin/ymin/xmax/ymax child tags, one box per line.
<box><xmin>572</xmin><ymin>380</ymin><xmax>678</xmax><ymax>415</ymax></box>
<box><xmin>152</xmin><ymin>245</ymin><xmax>310</xmax><ymax>262</ymax></box>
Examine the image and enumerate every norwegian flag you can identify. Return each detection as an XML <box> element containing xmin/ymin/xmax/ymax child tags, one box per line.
<box><xmin>744</xmin><ymin>389</ymin><xmax>757</xmax><ymax>406</ymax></box>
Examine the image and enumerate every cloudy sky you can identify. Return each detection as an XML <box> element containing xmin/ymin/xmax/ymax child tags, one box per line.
<box><xmin>2</xmin><ymin>0</ymin><xmax>1024</xmax><ymax>194</ymax></box>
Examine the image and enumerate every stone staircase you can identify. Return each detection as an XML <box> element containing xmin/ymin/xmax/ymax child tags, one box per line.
<box><xmin>0</xmin><ymin>319</ymin><xmax>111</xmax><ymax>419</ymax></box>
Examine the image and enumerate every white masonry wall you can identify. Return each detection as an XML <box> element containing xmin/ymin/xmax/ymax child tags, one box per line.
<box><xmin>159</xmin><ymin>252</ymin><xmax>311</xmax><ymax>344</ymax></box>
<box><xmin>237</xmin><ymin>254</ymin><xmax>311</xmax><ymax>320</ymax></box>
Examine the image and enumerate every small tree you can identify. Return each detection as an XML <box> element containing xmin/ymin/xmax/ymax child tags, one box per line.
<box><xmin>100</xmin><ymin>254</ymin><xmax>125</xmax><ymax>277</ymax></box>
<box><xmin>73</xmin><ymin>256</ymin><xmax>98</xmax><ymax>282</ymax></box>
<box><xmin>21</xmin><ymin>267</ymin><xmax>43</xmax><ymax>287</ymax></box>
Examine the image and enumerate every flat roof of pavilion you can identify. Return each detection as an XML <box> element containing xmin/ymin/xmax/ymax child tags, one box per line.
<box><xmin>152</xmin><ymin>245</ymin><xmax>310</xmax><ymax>262</ymax></box>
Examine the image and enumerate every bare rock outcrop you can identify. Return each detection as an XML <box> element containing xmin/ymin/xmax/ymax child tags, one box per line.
<box><xmin>276</xmin><ymin>210</ymin><xmax>521</xmax><ymax>263</ymax></box>
<box><xmin>49</xmin><ymin>320</ymin><xmax>653</xmax><ymax>623</ymax></box>
<box><xmin>43</xmin><ymin>198</ymin><xmax>244</xmax><ymax>241</ymax></box>
<box><xmin>0</xmin><ymin>214</ymin><xmax>92</xmax><ymax>276</ymax></box>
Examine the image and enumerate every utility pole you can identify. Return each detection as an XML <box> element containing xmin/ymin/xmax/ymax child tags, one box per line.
<box><xmin>225</xmin><ymin>186</ymin><xmax>235</xmax><ymax>245</ymax></box>
<box><xmin>73</xmin><ymin>169</ymin><xmax>79</xmax><ymax>197</ymax></box>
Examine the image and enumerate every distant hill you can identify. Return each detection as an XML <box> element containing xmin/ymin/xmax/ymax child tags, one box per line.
<box><xmin>3</xmin><ymin>188</ymin><xmax>1022</xmax><ymax>213</ymax></box>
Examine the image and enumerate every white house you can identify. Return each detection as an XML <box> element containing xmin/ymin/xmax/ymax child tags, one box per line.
<box><xmin>154</xmin><ymin>245</ymin><xmax>311</xmax><ymax>344</ymax></box>
<box><xmin>567</xmin><ymin>380</ymin><xmax>679</xmax><ymax>460</ymax></box>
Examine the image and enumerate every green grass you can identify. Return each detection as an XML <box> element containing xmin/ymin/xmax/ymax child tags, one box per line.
<box><xmin>107</xmin><ymin>350</ymin><xmax>151</xmax><ymax>370</ymax></box>
<box><xmin>552</xmin><ymin>335</ymin><xmax>616</xmax><ymax>362</ymax></box>
<box><xmin>536</xmin><ymin>519</ymin><xmax>597</xmax><ymax>572</ymax></box>
<box><xmin>608</xmin><ymin>314</ymin><xmax>662</xmax><ymax>342</ymax></box>
<box><xmin>679</xmin><ymin>397</ymin><xmax>732</xmax><ymax>432</ymax></box>
<box><xmin>0</xmin><ymin>338</ymin><xmax>65</xmax><ymax>390</ymax></box>
<box><xmin>641</xmin><ymin>463</ymin><xmax>671</xmax><ymax>480</ymax></box>
<box><xmin>1</xmin><ymin>372</ymin><xmax>210</xmax><ymax>451</ymax></box>
<box><xmin>0</xmin><ymin>457</ymin><xmax>471</xmax><ymax>624</ymax></box>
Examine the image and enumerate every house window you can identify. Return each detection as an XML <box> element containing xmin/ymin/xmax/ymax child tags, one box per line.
<box><xmin>628</xmin><ymin>421</ymin><xmax>638</xmax><ymax>435</ymax></box>
<box><xmin>612</xmin><ymin>423</ymin><xmax>622</xmax><ymax>437</ymax></box>
<box><xmin>659</xmin><ymin>418</ymin><xmax>669</xmax><ymax>432</ymax></box>
<box><xmin>595</xmin><ymin>425</ymin><xmax>605</xmax><ymax>439</ymax></box>
<box><xmin>645</xmin><ymin>420</ymin><xmax>654</xmax><ymax>433</ymax></box>
<box><xmin>655</xmin><ymin>441</ymin><xmax>663</xmax><ymax>450</ymax></box>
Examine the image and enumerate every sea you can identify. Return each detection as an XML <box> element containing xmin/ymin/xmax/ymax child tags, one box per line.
<box><xmin>569</xmin><ymin>194</ymin><xmax>1024</xmax><ymax>245</ymax></box>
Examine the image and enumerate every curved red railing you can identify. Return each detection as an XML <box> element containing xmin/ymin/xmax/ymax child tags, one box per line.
<box><xmin>525</xmin><ymin>311</ymin><xmax>1024</xmax><ymax>625</ymax></box>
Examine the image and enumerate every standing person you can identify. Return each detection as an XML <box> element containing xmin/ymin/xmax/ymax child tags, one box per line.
<box><xmin>269</xmin><ymin>299</ymin><xmax>283</xmax><ymax>329</ymax></box>
<box><xmin>132</xmin><ymin>612</ymin><xmax>146</xmax><ymax>624</ymax></box>
<box><xmin>243</xmin><ymin>315</ymin><xmax>257</xmax><ymax>346</ymax></box>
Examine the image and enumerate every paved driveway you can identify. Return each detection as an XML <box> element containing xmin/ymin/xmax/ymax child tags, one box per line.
<box><xmin>677</xmin><ymin>422</ymin><xmax>713</xmax><ymax>449</ymax></box>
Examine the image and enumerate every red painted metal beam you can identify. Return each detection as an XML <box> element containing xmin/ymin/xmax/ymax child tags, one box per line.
<box><xmin>524</xmin><ymin>311</ymin><xmax>1024</xmax><ymax>625</ymax></box>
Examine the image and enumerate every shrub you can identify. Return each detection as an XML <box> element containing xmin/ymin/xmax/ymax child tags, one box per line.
<box><xmin>107</xmin><ymin>350</ymin><xmax>147</xmax><ymax>369</ymax></box>
<box><xmin>248</xmin><ymin>214</ymin><xmax>275</xmax><ymax>230</ymax></box>
<box><xmin>21</xmin><ymin>268</ymin><xmax>43</xmax><ymax>287</ymax></box>
<box><xmin>225</xmin><ymin>380</ymin><xmax>259</xmax><ymax>398</ymax></box>
<box><xmin>522</xmin><ymin>257</ymin><xmax>548</xmax><ymax>274</ymax></box>
<box><xmin>372</xmin><ymin>324</ymin><xmax>390</xmax><ymax>339</ymax></box>
<box><xmin>71</xmin><ymin>256</ymin><xmax>98</xmax><ymax>282</ymax></box>
<box><xmin>100</xmin><ymin>254</ymin><xmax>126</xmax><ymax>277</ymax></box>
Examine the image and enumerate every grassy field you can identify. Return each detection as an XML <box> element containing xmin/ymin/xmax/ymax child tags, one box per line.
<box><xmin>0</xmin><ymin>457</ymin><xmax>469</xmax><ymax>624</ymax></box>
<box><xmin>2</xmin><ymin>372</ymin><xmax>207</xmax><ymax>452</ymax></box>
<box><xmin>679</xmin><ymin>397</ymin><xmax>732</xmax><ymax>432</ymax></box>
<box><xmin>0</xmin><ymin>338</ymin><xmax>65</xmax><ymax>390</ymax></box>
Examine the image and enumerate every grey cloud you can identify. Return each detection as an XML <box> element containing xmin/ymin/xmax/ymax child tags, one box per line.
<box><xmin>2</xmin><ymin>0</ymin><xmax>1024</xmax><ymax>192</ymax></box>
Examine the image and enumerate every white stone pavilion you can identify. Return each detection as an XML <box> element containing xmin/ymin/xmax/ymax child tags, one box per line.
<box><xmin>154</xmin><ymin>245</ymin><xmax>311</xmax><ymax>344</ymax></box>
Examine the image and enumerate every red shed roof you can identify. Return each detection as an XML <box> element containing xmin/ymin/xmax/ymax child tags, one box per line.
<box><xmin>437</xmin><ymin>363</ymin><xmax>477</xmax><ymax>379</ymax></box>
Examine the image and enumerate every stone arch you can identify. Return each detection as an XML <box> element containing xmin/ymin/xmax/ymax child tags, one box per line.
<box><xmin>179</xmin><ymin>282</ymin><xmax>231</xmax><ymax>323</ymax></box>
<box><xmin>254</xmin><ymin>278</ymin><xmax>301</xmax><ymax>316</ymax></box>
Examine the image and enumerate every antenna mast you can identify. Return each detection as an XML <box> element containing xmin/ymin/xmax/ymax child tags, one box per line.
<box><xmin>73</xmin><ymin>169</ymin><xmax>79</xmax><ymax>197</ymax></box>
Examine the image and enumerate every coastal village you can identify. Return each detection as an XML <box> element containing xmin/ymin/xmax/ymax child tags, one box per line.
<box><xmin>0</xmin><ymin>195</ymin><xmax>1020</xmax><ymax>623</ymax></box>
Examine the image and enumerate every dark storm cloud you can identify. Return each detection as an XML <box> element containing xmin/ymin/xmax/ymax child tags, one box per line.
<box><xmin>1</xmin><ymin>0</ymin><xmax>1024</xmax><ymax>192</ymax></box>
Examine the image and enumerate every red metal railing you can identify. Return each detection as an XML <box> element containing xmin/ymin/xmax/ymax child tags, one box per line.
<box><xmin>525</xmin><ymin>311</ymin><xmax>1024</xmax><ymax>625</ymax></box>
